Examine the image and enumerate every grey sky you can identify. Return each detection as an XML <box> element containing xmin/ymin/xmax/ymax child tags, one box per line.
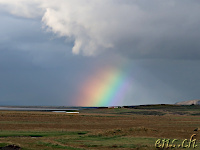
<box><xmin>0</xmin><ymin>0</ymin><xmax>200</xmax><ymax>106</ymax></box>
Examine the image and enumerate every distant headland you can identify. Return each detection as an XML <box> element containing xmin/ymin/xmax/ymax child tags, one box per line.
<box><xmin>175</xmin><ymin>99</ymin><xmax>200</xmax><ymax>105</ymax></box>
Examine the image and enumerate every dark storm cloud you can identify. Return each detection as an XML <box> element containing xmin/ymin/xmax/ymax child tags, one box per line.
<box><xmin>0</xmin><ymin>1</ymin><xmax>200</xmax><ymax>106</ymax></box>
<box><xmin>0</xmin><ymin>14</ymin><xmax>76</xmax><ymax>105</ymax></box>
<box><xmin>130</xmin><ymin>59</ymin><xmax>200</xmax><ymax>104</ymax></box>
<box><xmin>0</xmin><ymin>14</ymin><xmax>121</xmax><ymax>106</ymax></box>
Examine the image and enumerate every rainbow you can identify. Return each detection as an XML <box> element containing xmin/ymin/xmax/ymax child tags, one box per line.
<box><xmin>76</xmin><ymin>65</ymin><xmax>132</xmax><ymax>107</ymax></box>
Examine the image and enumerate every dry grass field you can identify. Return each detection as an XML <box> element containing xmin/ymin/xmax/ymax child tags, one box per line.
<box><xmin>0</xmin><ymin>105</ymin><xmax>200</xmax><ymax>149</ymax></box>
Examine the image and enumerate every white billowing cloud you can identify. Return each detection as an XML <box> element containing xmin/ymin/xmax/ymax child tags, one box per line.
<box><xmin>1</xmin><ymin>0</ymin><xmax>200</xmax><ymax>57</ymax></box>
<box><xmin>41</xmin><ymin>0</ymin><xmax>117</xmax><ymax>55</ymax></box>
<box><xmin>0</xmin><ymin>0</ymin><xmax>43</xmax><ymax>18</ymax></box>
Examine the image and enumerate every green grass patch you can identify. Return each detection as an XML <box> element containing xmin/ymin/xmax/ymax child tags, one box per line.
<box><xmin>0</xmin><ymin>131</ymin><xmax>88</xmax><ymax>138</ymax></box>
<box><xmin>36</xmin><ymin>141</ymin><xmax>85</xmax><ymax>150</ymax></box>
<box><xmin>0</xmin><ymin>143</ymin><xmax>10</xmax><ymax>147</ymax></box>
<box><xmin>119</xmin><ymin>111</ymin><xmax>165</xmax><ymax>116</ymax></box>
<box><xmin>56</xmin><ymin>134</ymin><xmax>157</xmax><ymax>149</ymax></box>
<box><xmin>191</xmin><ymin>113</ymin><xmax>200</xmax><ymax>116</ymax></box>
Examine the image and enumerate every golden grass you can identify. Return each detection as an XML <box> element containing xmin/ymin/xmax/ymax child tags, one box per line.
<box><xmin>0</xmin><ymin>108</ymin><xmax>200</xmax><ymax>149</ymax></box>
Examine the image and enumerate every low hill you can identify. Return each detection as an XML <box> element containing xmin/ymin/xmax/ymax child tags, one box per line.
<box><xmin>175</xmin><ymin>99</ymin><xmax>200</xmax><ymax>105</ymax></box>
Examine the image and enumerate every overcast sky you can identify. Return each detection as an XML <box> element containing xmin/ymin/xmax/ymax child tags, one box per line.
<box><xmin>0</xmin><ymin>0</ymin><xmax>200</xmax><ymax>106</ymax></box>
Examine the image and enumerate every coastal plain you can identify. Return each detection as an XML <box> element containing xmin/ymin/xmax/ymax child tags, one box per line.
<box><xmin>0</xmin><ymin>105</ymin><xmax>200</xmax><ymax>149</ymax></box>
